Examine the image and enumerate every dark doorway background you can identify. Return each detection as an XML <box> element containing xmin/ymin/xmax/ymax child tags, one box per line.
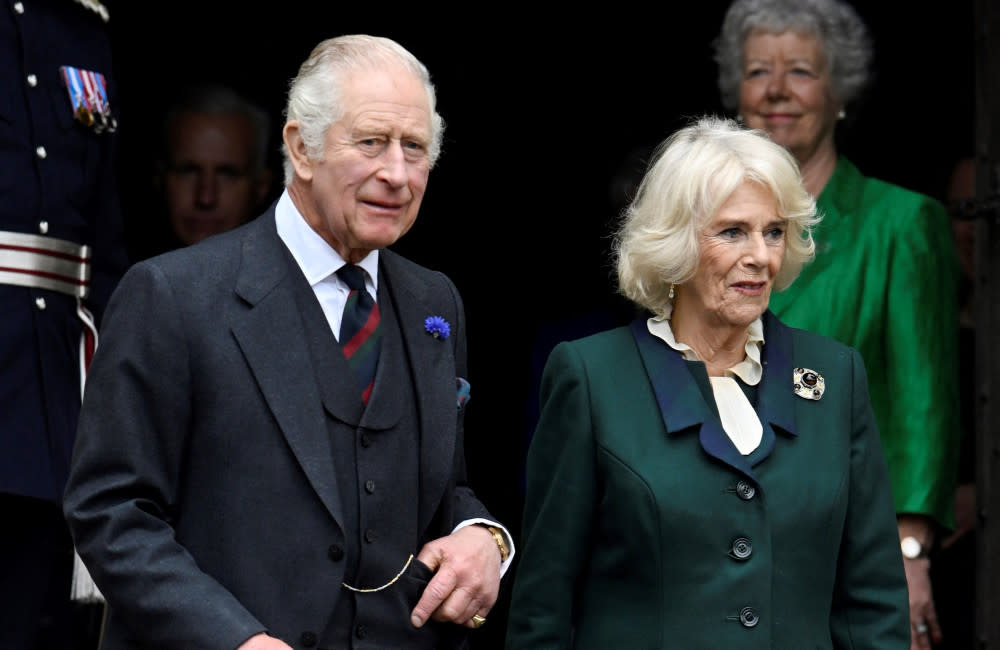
<box><xmin>108</xmin><ymin>4</ymin><xmax>976</xmax><ymax>647</ymax></box>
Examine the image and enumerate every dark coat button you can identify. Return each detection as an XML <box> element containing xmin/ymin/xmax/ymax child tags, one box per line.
<box><xmin>361</xmin><ymin>434</ymin><xmax>372</xmax><ymax>448</ymax></box>
<box><xmin>365</xmin><ymin>479</ymin><xmax>375</xmax><ymax>494</ymax></box>
<box><xmin>739</xmin><ymin>607</ymin><xmax>759</xmax><ymax>628</ymax></box>
<box><xmin>355</xmin><ymin>624</ymin><xmax>368</xmax><ymax>639</ymax></box>
<box><xmin>730</xmin><ymin>537</ymin><xmax>752</xmax><ymax>560</ymax></box>
<box><xmin>300</xmin><ymin>631</ymin><xmax>318</xmax><ymax>647</ymax></box>
<box><xmin>364</xmin><ymin>529</ymin><xmax>376</xmax><ymax>543</ymax></box>
<box><xmin>328</xmin><ymin>544</ymin><xmax>344</xmax><ymax>561</ymax></box>
<box><xmin>736</xmin><ymin>480</ymin><xmax>756</xmax><ymax>500</ymax></box>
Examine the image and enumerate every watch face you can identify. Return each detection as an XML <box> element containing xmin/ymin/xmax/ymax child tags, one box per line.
<box><xmin>901</xmin><ymin>536</ymin><xmax>923</xmax><ymax>559</ymax></box>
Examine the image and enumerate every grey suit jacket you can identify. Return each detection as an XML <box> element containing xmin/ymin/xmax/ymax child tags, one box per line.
<box><xmin>63</xmin><ymin>207</ymin><xmax>491</xmax><ymax>649</ymax></box>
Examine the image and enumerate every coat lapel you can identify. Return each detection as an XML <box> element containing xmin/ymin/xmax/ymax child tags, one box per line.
<box><xmin>757</xmin><ymin>310</ymin><xmax>798</xmax><ymax>440</ymax></box>
<box><xmin>380</xmin><ymin>251</ymin><xmax>456</xmax><ymax>533</ymax></box>
<box><xmin>629</xmin><ymin>315</ymin><xmax>803</xmax><ymax>482</ymax></box>
<box><xmin>229</xmin><ymin>213</ymin><xmax>344</xmax><ymax>530</ymax></box>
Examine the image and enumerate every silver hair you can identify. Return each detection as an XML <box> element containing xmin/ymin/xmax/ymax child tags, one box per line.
<box><xmin>281</xmin><ymin>34</ymin><xmax>445</xmax><ymax>185</ymax></box>
<box><xmin>713</xmin><ymin>0</ymin><xmax>873</xmax><ymax>112</ymax></box>
<box><xmin>614</xmin><ymin>116</ymin><xmax>820</xmax><ymax>318</ymax></box>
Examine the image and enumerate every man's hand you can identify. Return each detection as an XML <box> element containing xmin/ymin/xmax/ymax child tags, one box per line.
<box><xmin>410</xmin><ymin>524</ymin><xmax>502</xmax><ymax>630</ymax></box>
<box><xmin>236</xmin><ymin>633</ymin><xmax>294</xmax><ymax>650</ymax></box>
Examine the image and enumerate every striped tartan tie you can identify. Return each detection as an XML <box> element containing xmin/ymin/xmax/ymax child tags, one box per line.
<box><xmin>336</xmin><ymin>264</ymin><xmax>382</xmax><ymax>403</ymax></box>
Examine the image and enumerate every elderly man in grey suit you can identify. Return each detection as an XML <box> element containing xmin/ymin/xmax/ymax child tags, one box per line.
<box><xmin>63</xmin><ymin>34</ymin><xmax>513</xmax><ymax>650</ymax></box>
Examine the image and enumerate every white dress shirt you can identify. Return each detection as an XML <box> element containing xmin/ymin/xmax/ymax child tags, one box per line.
<box><xmin>275</xmin><ymin>190</ymin><xmax>378</xmax><ymax>341</ymax></box>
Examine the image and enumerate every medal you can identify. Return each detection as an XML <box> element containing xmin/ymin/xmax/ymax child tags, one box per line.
<box><xmin>60</xmin><ymin>65</ymin><xmax>116</xmax><ymax>133</ymax></box>
<box><xmin>75</xmin><ymin>105</ymin><xmax>94</xmax><ymax>127</ymax></box>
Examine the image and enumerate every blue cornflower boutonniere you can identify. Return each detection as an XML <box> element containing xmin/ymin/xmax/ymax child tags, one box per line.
<box><xmin>424</xmin><ymin>315</ymin><xmax>451</xmax><ymax>340</ymax></box>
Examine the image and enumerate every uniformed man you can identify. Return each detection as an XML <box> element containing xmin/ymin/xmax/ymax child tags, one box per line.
<box><xmin>0</xmin><ymin>0</ymin><xmax>128</xmax><ymax>647</ymax></box>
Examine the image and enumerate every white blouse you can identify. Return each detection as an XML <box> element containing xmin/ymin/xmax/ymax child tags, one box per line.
<box><xmin>647</xmin><ymin>309</ymin><xmax>765</xmax><ymax>455</ymax></box>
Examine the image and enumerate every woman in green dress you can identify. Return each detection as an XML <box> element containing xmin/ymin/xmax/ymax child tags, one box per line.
<box><xmin>713</xmin><ymin>2</ymin><xmax>960</xmax><ymax>648</ymax></box>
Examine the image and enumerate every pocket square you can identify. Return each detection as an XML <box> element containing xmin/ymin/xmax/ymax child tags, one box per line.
<box><xmin>456</xmin><ymin>377</ymin><xmax>471</xmax><ymax>409</ymax></box>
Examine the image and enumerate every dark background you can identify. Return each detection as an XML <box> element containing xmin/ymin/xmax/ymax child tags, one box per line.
<box><xmin>106</xmin><ymin>3</ymin><xmax>976</xmax><ymax>647</ymax></box>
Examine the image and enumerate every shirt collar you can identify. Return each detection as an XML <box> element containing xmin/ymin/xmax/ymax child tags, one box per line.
<box><xmin>275</xmin><ymin>189</ymin><xmax>379</xmax><ymax>290</ymax></box>
<box><xmin>647</xmin><ymin>303</ymin><xmax>765</xmax><ymax>386</ymax></box>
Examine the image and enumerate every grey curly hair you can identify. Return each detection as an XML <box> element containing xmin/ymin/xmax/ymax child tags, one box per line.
<box><xmin>713</xmin><ymin>0</ymin><xmax>873</xmax><ymax>112</ymax></box>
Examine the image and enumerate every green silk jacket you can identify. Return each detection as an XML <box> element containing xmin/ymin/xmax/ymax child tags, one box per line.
<box><xmin>768</xmin><ymin>157</ymin><xmax>960</xmax><ymax>528</ymax></box>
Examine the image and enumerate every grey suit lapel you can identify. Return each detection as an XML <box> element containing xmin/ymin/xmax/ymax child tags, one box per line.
<box><xmin>380</xmin><ymin>252</ymin><xmax>456</xmax><ymax>533</ymax></box>
<box><xmin>229</xmin><ymin>214</ymin><xmax>344</xmax><ymax>530</ymax></box>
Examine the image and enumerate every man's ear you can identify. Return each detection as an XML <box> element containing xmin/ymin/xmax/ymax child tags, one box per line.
<box><xmin>283</xmin><ymin>121</ymin><xmax>313</xmax><ymax>183</ymax></box>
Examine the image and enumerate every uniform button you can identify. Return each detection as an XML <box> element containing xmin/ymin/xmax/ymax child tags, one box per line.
<box><xmin>360</xmin><ymin>434</ymin><xmax>372</xmax><ymax>448</ymax></box>
<box><xmin>299</xmin><ymin>631</ymin><xmax>317</xmax><ymax>647</ymax></box>
<box><xmin>364</xmin><ymin>529</ymin><xmax>376</xmax><ymax>543</ymax></box>
<box><xmin>730</xmin><ymin>537</ymin><xmax>752</xmax><ymax>560</ymax></box>
<box><xmin>327</xmin><ymin>544</ymin><xmax>344</xmax><ymax>561</ymax></box>
<box><xmin>739</xmin><ymin>606</ymin><xmax>759</xmax><ymax>628</ymax></box>
<box><xmin>736</xmin><ymin>480</ymin><xmax>756</xmax><ymax>500</ymax></box>
<box><xmin>35</xmin><ymin>297</ymin><xmax>46</xmax><ymax>310</ymax></box>
<box><xmin>38</xmin><ymin>221</ymin><xmax>48</xmax><ymax>234</ymax></box>
<box><xmin>13</xmin><ymin>2</ymin><xmax>24</xmax><ymax>14</ymax></box>
<box><xmin>364</xmin><ymin>479</ymin><xmax>375</xmax><ymax>494</ymax></box>
<box><xmin>26</xmin><ymin>73</ymin><xmax>37</xmax><ymax>87</ymax></box>
<box><xmin>36</xmin><ymin>146</ymin><xmax>46</xmax><ymax>159</ymax></box>
<box><xmin>355</xmin><ymin>624</ymin><xmax>367</xmax><ymax>639</ymax></box>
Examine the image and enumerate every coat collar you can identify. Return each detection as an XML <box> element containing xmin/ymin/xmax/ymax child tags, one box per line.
<box><xmin>817</xmin><ymin>156</ymin><xmax>864</xmax><ymax>225</ymax></box>
<box><xmin>230</xmin><ymin>210</ymin><xmax>346</xmax><ymax>530</ymax></box>
<box><xmin>630</xmin><ymin>311</ymin><xmax>798</xmax><ymax>482</ymax></box>
<box><xmin>379</xmin><ymin>250</ymin><xmax>458</xmax><ymax>533</ymax></box>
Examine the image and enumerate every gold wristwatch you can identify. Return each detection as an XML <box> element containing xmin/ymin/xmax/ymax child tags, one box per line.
<box><xmin>485</xmin><ymin>526</ymin><xmax>509</xmax><ymax>563</ymax></box>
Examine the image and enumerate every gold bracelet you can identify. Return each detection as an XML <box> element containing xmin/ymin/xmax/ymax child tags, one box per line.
<box><xmin>486</xmin><ymin>526</ymin><xmax>509</xmax><ymax>563</ymax></box>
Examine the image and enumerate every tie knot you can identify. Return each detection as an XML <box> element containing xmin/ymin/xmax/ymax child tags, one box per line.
<box><xmin>336</xmin><ymin>264</ymin><xmax>368</xmax><ymax>293</ymax></box>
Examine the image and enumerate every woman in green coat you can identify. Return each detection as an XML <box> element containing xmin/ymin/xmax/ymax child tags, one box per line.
<box><xmin>712</xmin><ymin>3</ymin><xmax>959</xmax><ymax>646</ymax></box>
<box><xmin>505</xmin><ymin>117</ymin><xmax>909</xmax><ymax>649</ymax></box>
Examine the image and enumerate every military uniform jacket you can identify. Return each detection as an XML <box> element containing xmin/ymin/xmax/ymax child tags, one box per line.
<box><xmin>63</xmin><ymin>210</ymin><xmax>491</xmax><ymax>649</ymax></box>
<box><xmin>506</xmin><ymin>312</ymin><xmax>910</xmax><ymax>649</ymax></box>
<box><xmin>0</xmin><ymin>0</ymin><xmax>128</xmax><ymax>503</ymax></box>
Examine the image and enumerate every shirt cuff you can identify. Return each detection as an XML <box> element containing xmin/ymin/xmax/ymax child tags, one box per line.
<box><xmin>454</xmin><ymin>518</ymin><xmax>515</xmax><ymax>577</ymax></box>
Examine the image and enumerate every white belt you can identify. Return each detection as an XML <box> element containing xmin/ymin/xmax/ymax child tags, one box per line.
<box><xmin>0</xmin><ymin>230</ymin><xmax>91</xmax><ymax>298</ymax></box>
<box><xmin>0</xmin><ymin>229</ymin><xmax>103</xmax><ymax>602</ymax></box>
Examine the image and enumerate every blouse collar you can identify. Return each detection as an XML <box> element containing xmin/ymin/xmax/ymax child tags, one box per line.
<box><xmin>646</xmin><ymin>304</ymin><xmax>765</xmax><ymax>386</ymax></box>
